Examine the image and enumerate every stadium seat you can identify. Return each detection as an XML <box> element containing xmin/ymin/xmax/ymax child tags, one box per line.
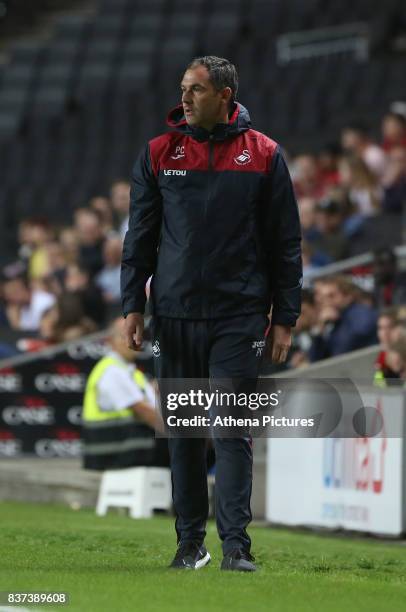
<box><xmin>166</xmin><ymin>13</ymin><xmax>201</xmax><ymax>36</ymax></box>
<box><xmin>117</xmin><ymin>61</ymin><xmax>152</xmax><ymax>91</ymax></box>
<box><xmin>53</xmin><ymin>13</ymin><xmax>92</xmax><ymax>38</ymax></box>
<box><xmin>0</xmin><ymin>86</ymin><xmax>28</xmax><ymax>112</ymax></box>
<box><xmin>127</xmin><ymin>13</ymin><xmax>164</xmax><ymax>35</ymax></box>
<box><xmin>0</xmin><ymin>106</ymin><xmax>22</xmax><ymax>140</ymax></box>
<box><xmin>121</xmin><ymin>37</ymin><xmax>156</xmax><ymax>60</ymax></box>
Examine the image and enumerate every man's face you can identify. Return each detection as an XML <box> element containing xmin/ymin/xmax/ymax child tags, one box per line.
<box><xmin>65</xmin><ymin>266</ymin><xmax>88</xmax><ymax>291</ymax></box>
<box><xmin>377</xmin><ymin>316</ymin><xmax>394</xmax><ymax>348</ymax></box>
<box><xmin>316</xmin><ymin>210</ymin><xmax>341</xmax><ymax>233</ymax></box>
<box><xmin>387</xmin><ymin>349</ymin><xmax>405</xmax><ymax>377</ymax></box>
<box><xmin>180</xmin><ymin>66</ymin><xmax>230</xmax><ymax>131</ymax></box>
<box><xmin>341</xmin><ymin>129</ymin><xmax>362</xmax><ymax>152</ymax></box>
<box><xmin>298</xmin><ymin>198</ymin><xmax>316</xmax><ymax>230</ymax></box>
<box><xmin>3</xmin><ymin>279</ymin><xmax>30</xmax><ymax>306</ymax></box>
<box><xmin>75</xmin><ymin>212</ymin><xmax>103</xmax><ymax>245</ymax></box>
<box><xmin>110</xmin><ymin>183</ymin><xmax>130</xmax><ymax>215</ymax></box>
<box><xmin>319</xmin><ymin>283</ymin><xmax>347</xmax><ymax>310</ymax></box>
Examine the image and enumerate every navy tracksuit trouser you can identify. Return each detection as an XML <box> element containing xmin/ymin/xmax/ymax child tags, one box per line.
<box><xmin>151</xmin><ymin>313</ymin><xmax>269</xmax><ymax>554</ymax></box>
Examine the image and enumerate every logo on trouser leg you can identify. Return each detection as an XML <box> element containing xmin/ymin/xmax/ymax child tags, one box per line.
<box><xmin>252</xmin><ymin>339</ymin><xmax>266</xmax><ymax>357</ymax></box>
<box><xmin>152</xmin><ymin>340</ymin><xmax>161</xmax><ymax>358</ymax></box>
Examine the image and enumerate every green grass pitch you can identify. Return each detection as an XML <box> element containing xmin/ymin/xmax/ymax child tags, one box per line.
<box><xmin>1</xmin><ymin>501</ymin><xmax>406</xmax><ymax>612</ymax></box>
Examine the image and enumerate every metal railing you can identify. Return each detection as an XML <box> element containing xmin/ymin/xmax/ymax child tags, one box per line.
<box><xmin>277</xmin><ymin>22</ymin><xmax>369</xmax><ymax>64</ymax></box>
<box><xmin>305</xmin><ymin>244</ymin><xmax>406</xmax><ymax>282</ymax></box>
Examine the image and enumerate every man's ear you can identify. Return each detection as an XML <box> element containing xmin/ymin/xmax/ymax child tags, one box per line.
<box><xmin>221</xmin><ymin>87</ymin><xmax>232</xmax><ymax>106</ymax></box>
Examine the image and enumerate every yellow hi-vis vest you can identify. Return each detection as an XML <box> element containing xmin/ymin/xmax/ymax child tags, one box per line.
<box><xmin>82</xmin><ymin>355</ymin><xmax>154</xmax><ymax>470</ymax></box>
<box><xmin>83</xmin><ymin>355</ymin><xmax>148</xmax><ymax>423</ymax></box>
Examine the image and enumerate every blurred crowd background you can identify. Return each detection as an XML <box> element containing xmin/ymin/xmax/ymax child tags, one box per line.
<box><xmin>0</xmin><ymin>0</ymin><xmax>405</xmax><ymax>383</ymax></box>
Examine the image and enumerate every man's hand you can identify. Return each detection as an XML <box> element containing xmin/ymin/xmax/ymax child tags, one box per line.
<box><xmin>124</xmin><ymin>312</ymin><xmax>144</xmax><ymax>350</ymax></box>
<box><xmin>318</xmin><ymin>306</ymin><xmax>339</xmax><ymax>327</ymax></box>
<box><xmin>266</xmin><ymin>324</ymin><xmax>292</xmax><ymax>364</ymax></box>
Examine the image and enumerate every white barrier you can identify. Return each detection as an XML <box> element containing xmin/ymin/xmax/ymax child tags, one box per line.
<box><xmin>266</xmin><ymin>389</ymin><xmax>406</xmax><ymax>536</ymax></box>
<box><xmin>96</xmin><ymin>467</ymin><xmax>172</xmax><ymax>519</ymax></box>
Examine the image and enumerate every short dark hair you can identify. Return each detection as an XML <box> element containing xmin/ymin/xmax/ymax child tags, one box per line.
<box><xmin>301</xmin><ymin>289</ymin><xmax>315</xmax><ymax>306</ymax></box>
<box><xmin>343</xmin><ymin>121</ymin><xmax>369</xmax><ymax>137</ymax></box>
<box><xmin>1</xmin><ymin>260</ymin><xmax>28</xmax><ymax>285</ymax></box>
<box><xmin>385</xmin><ymin>112</ymin><xmax>406</xmax><ymax>128</ymax></box>
<box><xmin>379</xmin><ymin>306</ymin><xmax>399</xmax><ymax>324</ymax></box>
<box><xmin>186</xmin><ymin>56</ymin><xmax>238</xmax><ymax>110</ymax></box>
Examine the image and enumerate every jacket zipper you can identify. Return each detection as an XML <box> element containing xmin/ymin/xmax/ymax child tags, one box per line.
<box><xmin>201</xmin><ymin>135</ymin><xmax>215</xmax><ymax>315</ymax></box>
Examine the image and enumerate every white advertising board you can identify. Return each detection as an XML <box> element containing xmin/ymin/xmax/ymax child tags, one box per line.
<box><xmin>266</xmin><ymin>391</ymin><xmax>405</xmax><ymax>535</ymax></box>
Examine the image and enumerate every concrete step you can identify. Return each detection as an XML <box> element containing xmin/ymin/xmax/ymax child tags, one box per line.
<box><xmin>0</xmin><ymin>458</ymin><xmax>101</xmax><ymax>508</ymax></box>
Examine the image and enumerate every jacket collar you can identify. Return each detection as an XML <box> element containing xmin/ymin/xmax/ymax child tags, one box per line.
<box><xmin>166</xmin><ymin>102</ymin><xmax>251</xmax><ymax>142</ymax></box>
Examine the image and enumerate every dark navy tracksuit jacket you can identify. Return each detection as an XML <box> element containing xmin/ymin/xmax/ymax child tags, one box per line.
<box><xmin>120</xmin><ymin>102</ymin><xmax>303</xmax><ymax>553</ymax></box>
<box><xmin>121</xmin><ymin>102</ymin><xmax>302</xmax><ymax>324</ymax></box>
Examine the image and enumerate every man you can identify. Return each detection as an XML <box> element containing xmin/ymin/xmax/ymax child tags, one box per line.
<box><xmin>374</xmin><ymin>307</ymin><xmax>401</xmax><ymax>386</ymax></box>
<box><xmin>110</xmin><ymin>179</ymin><xmax>131</xmax><ymax>238</ymax></box>
<box><xmin>82</xmin><ymin>317</ymin><xmax>166</xmax><ymax>471</ymax></box>
<box><xmin>1</xmin><ymin>262</ymin><xmax>56</xmax><ymax>331</ymax></box>
<box><xmin>341</xmin><ymin>122</ymin><xmax>387</xmax><ymax>178</ymax></box>
<box><xmin>386</xmin><ymin>336</ymin><xmax>406</xmax><ymax>384</ymax></box>
<box><xmin>73</xmin><ymin>207</ymin><xmax>106</xmax><ymax>276</ymax></box>
<box><xmin>309</xmin><ymin>276</ymin><xmax>377</xmax><ymax>362</ymax></box>
<box><xmin>121</xmin><ymin>56</ymin><xmax>302</xmax><ymax>571</ymax></box>
<box><xmin>313</xmin><ymin>198</ymin><xmax>349</xmax><ymax>262</ymax></box>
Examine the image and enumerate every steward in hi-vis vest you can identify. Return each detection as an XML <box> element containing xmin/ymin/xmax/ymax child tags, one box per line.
<box><xmin>81</xmin><ymin>318</ymin><xmax>162</xmax><ymax>471</ymax></box>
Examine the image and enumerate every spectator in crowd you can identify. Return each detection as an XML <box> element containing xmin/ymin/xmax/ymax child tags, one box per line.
<box><xmin>42</xmin><ymin>240</ymin><xmax>69</xmax><ymax>295</ymax></box>
<box><xmin>386</xmin><ymin>336</ymin><xmax>406</xmax><ymax>384</ymax></box>
<box><xmin>95</xmin><ymin>236</ymin><xmax>123</xmax><ymax>303</ymax></box>
<box><xmin>293</xmin><ymin>154</ymin><xmax>327</xmax><ymax>199</ymax></box>
<box><xmin>374</xmin><ymin>307</ymin><xmax>401</xmax><ymax>385</ymax></box>
<box><xmin>1</xmin><ymin>262</ymin><xmax>56</xmax><ymax>332</ymax></box>
<box><xmin>16</xmin><ymin>291</ymin><xmax>98</xmax><ymax>352</ymax></box>
<box><xmin>59</xmin><ymin>227</ymin><xmax>79</xmax><ymax>264</ymax></box>
<box><xmin>341</xmin><ymin>123</ymin><xmax>387</xmax><ymax>178</ymax></box>
<box><xmin>64</xmin><ymin>263</ymin><xmax>106</xmax><ymax>327</ymax></box>
<box><xmin>309</xmin><ymin>276</ymin><xmax>378</xmax><ymax>361</ymax></box>
<box><xmin>313</xmin><ymin>198</ymin><xmax>349</xmax><ymax>261</ymax></box>
<box><xmin>0</xmin><ymin>278</ymin><xmax>20</xmax><ymax>356</ymax></box>
<box><xmin>298</xmin><ymin>197</ymin><xmax>319</xmax><ymax>243</ymax></box>
<box><xmin>110</xmin><ymin>179</ymin><xmax>130</xmax><ymax>238</ymax></box>
<box><xmin>16</xmin><ymin>217</ymin><xmax>55</xmax><ymax>283</ymax></box>
<box><xmin>381</xmin><ymin>146</ymin><xmax>406</xmax><ymax>214</ymax></box>
<box><xmin>289</xmin><ymin>289</ymin><xmax>317</xmax><ymax>368</ymax></box>
<box><xmin>393</xmin><ymin>306</ymin><xmax>406</xmax><ymax>336</ymax></box>
<box><xmin>51</xmin><ymin>292</ymin><xmax>97</xmax><ymax>342</ymax></box>
<box><xmin>338</xmin><ymin>154</ymin><xmax>382</xmax><ymax>217</ymax></box>
<box><xmin>301</xmin><ymin>242</ymin><xmax>319</xmax><ymax>283</ymax></box>
<box><xmin>382</xmin><ymin>112</ymin><xmax>406</xmax><ymax>152</ymax></box>
<box><xmin>89</xmin><ymin>196</ymin><xmax>114</xmax><ymax>233</ymax></box>
<box><xmin>317</xmin><ymin>143</ymin><xmax>341</xmax><ymax>188</ymax></box>
<box><xmin>36</xmin><ymin>305</ymin><xmax>59</xmax><ymax>347</ymax></box>
<box><xmin>313</xmin><ymin>277</ymin><xmax>327</xmax><ymax>307</ymax></box>
<box><xmin>373</xmin><ymin>247</ymin><xmax>406</xmax><ymax>307</ymax></box>
<box><xmin>73</xmin><ymin>208</ymin><xmax>106</xmax><ymax>276</ymax></box>
<box><xmin>298</xmin><ymin>198</ymin><xmax>331</xmax><ymax>273</ymax></box>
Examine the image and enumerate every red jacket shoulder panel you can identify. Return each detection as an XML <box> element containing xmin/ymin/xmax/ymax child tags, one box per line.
<box><xmin>148</xmin><ymin>132</ymin><xmax>186</xmax><ymax>177</ymax></box>
<box><xmin>247</xmin><ymin>130</ymin><xmax>279</xmax><ymax>172</ymax></box>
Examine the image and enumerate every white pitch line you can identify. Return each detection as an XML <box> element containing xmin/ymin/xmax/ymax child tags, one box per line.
<box><xmin>0</xmin><ymin>606</ymin><xmax>34</xmax><ymax>611</ymax></box>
